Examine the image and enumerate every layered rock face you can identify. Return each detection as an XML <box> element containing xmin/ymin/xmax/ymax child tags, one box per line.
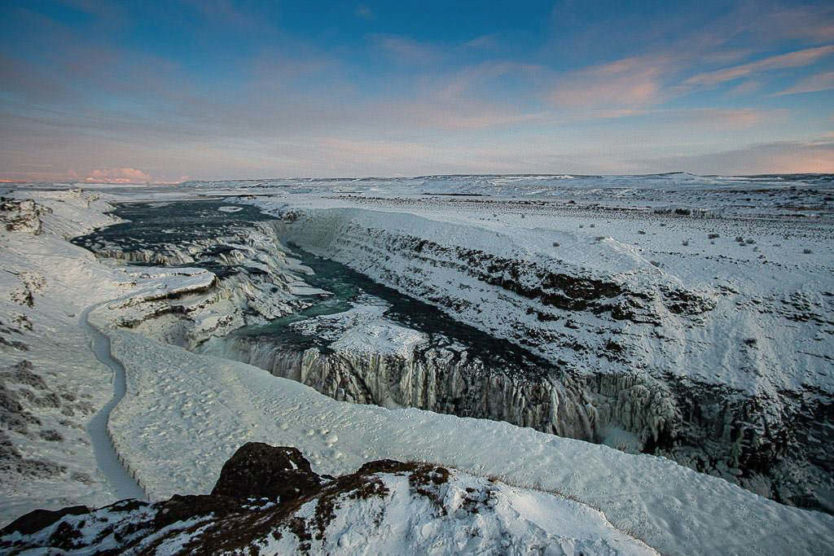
<box><xmin>206</xmin><ymin>322</ymin><xmax>675</xmax><ymax>446</ymax></box>
<box><xmin>0</xmin><ymin>443</ymin><xmax>656</xmax><ymax>555</ymax></box>
<box><xmin>264</xmin><ymin>207</ymin><xmax>834</xmax><ymax>511</ymax></box>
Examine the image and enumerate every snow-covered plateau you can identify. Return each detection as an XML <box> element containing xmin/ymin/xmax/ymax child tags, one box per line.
<box><xmin>0</xmin><ymin>174</ymin><xmax>833</xmax><ymax>554</ymax></box>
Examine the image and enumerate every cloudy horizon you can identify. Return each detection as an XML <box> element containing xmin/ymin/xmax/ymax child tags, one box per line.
<box><xmin>2</xmin><ymin>0</ymin><xmax>833</xmax><ymax>183</ymax></box>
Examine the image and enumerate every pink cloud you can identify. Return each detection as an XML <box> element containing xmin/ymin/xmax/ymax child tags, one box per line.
<box><xmin>397</xmin><ymin>102</ymin><xmax>545</xmax><ymax>130</ymax></box>
<box><xmin>742</xmin><ymin>140</ymin><xmax>834</xmax><ymax>173</ymax></box>
<box><xmin>728</xmin><ymin>80</ymin><xmax>761</xmax><ymax>96</ymax></box>
<box><xmin>644</xmin><ymin>138</ymin><xmax>834</xmax><ymax>174</ymax></box>
<box><xmin>745</xmin><ymin>6</ymin><xmax>834</xmax><ymax>44</ymax></box>
<box><xmin>549</xmin><ymin>55</ymin><xmax>671</xmax><ymax>109</ymax></box>
<box><xmin>682</xmin><ymin>108</ymin><xmax>783</xmax><ymax>129</ymax></box>
<box><xmin>83</xmin><ymin>167</ymin><xmax>152</xmax><ymax>184</ymax></box>
<box><xmin>684</xmin><ymin>45</ymin><xmax>834</xmax><ymax>87</ymax></box>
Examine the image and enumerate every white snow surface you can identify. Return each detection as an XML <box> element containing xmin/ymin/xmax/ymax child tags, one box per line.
<box><xmin>2</xmin><ymin>185</ymin><xmax>834</xmax><ymax>555</ymax></box>
<box><xmin>291</xmin><ymin>303</ymin><xmax>428</xmax><ymax>357</ymax></box>
<box><xmin>96</xmin><ymin>325</ymin><xmax>834</xmax><ymax>555</ymax></box>
<box><xmin>260</xmin><ymin>470</ymin><xmax>657</xmax><ymax>555</ymax></box>
<box><xmin>1</xmin><ymin>467</ymin><xmax>658</xmax><ymax>555</ymax></box>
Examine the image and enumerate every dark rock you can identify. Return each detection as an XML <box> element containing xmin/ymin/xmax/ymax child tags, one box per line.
<box><xmin>39</xmin><ymin>429</ymin><xmax>63</xmax><ymax>442</ymax></box>
<box><xmin>6</xmin><ymin>361</ymin><xmax>46</xmax><ymax>390</ymax></box>
<box><xmin>211</xmin><ymin>442</ymin><xmax>323</xmax><ymax>501</ymax></box>
<box><xmin>0</xmin><ymin>445</ymin><xmax>460</xmax><ymax>554</ymax></box>
<box><xmin>152</xmin><ymin>494</ymin><xmax>241</xmax><ymax>528</ymax></box>
<box><xmin>1</xmin><ymin>505</ymin><xmax>89</xmax><ymax>536</ymax></box>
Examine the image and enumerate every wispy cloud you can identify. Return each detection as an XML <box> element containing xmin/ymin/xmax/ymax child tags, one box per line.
<box><xmin>728</xmin><ymin>80</ymin><xmax>761</xmax><ymax>96</ymax></box>
<box><xmin>739</xmin><ymin>5</ymin><xmax>834</xmax><ymax>43</ymax></box>
<box><xmin>675</xmin><ymin>108</ymin><xmax>785</xmax><ymax>129</ymax></box>
<box><xmin>355</xmin><ymin>4</ymin><xmax>374</xmax><ymax>20</ymax></box>
<box><xmin>464</xmin><ymin>34</ymin><xmax>500</xmax><ymax>50</ymax></box>
<box><xmin>643</xmin><ymin>138</ymin><xmax>834</xmax><ymax>174</ymax></box>
<box><xmin>684</xmin><ymin>45</ymin><xmax>834</xmax><ymax>87</ymax></box>
<box><xmin>1</xmin><ymin>0</ymin><xmax>832</xmax><ymax>179</ymax></box>
<box><xmin>776</xmin><ymin>71</ymin><xmax>834</xmax><ymax>95</ymax></box>
<box><xmin>549</xmin><ymin>55</ymin><xmax>673</xmax><ymax>109</ymax></box>
<box><xmin>181</xmin><ymin>0</ymin><xmax>265</xmax><ymax>31</ymax></box>
<box><xmin>378</xmin><ymin>100</ymin><xmax>546</xmax><ymax>130</ymax></box>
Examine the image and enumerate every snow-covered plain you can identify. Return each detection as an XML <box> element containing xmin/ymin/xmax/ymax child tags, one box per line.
<box><xmin>1</xmin><ymin>176</ymin><xmax>833</xmax><ymax>555</ymax></box>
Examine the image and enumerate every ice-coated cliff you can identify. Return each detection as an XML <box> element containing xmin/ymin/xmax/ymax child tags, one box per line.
<box><xmin>251</xmin><ymin>203</ymin><xmax>833</xmax><ymax>510</ymax></box>
<box><xmin>201</xmin><ymin>304</ymin><xmax>675</xmax><ymax>447</ymax></box>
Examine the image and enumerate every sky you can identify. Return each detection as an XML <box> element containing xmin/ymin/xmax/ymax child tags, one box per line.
<box><xmin>1</xmin><ymin>0</ymin><xmax>833</xmax><ymax>182</ymax></box>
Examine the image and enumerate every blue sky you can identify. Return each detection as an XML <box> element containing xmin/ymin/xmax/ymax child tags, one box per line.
<box><xmin>1</xmin><ymin>0</ymin><xmax>833</xmax><ymax>182</ymax></box>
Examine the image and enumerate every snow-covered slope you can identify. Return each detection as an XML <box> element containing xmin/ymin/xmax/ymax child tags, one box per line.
<box><xmin>1</xmin><ymin>443</ymin><xmax>657</xmax><ymax>555</ymax></box>
<box><xmin>76</xmin><ymin>324</ymin><xmax>832</xmax><ymax>555</ymax></box>
<box><xmin>0</xmin><ymin>192</ymin><xmax>129</xmax><ymax>521</ymax></box>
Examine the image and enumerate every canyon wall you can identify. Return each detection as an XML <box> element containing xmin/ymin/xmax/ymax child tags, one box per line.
<box><xmin>75</xmin><ymin>202</ymin><xmax>834</xmax><ymax>511</ymax></box>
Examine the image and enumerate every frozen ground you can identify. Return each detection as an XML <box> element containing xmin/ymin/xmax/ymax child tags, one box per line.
<box><xmin>1</xmin><ymin>176</ymin><xmax>833</xmax><ymax>554</ymax></box>
<box><xmin>95</xmin><ymin>325</ymin><xmax>834</xmax><ymax>554</ymax></box>
<box><xmin>1</xmin><ymin>444</ymin><xmax>658</xmax><ymax>555</ymax></box>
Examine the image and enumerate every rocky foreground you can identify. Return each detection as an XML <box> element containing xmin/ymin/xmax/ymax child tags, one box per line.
<box><xmin>0</xmin><ymin>443</ymin><xmax>655</xmax><ymax>555</ymax></box>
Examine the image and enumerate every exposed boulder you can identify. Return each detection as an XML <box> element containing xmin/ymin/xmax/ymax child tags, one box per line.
<box><xmin>211</xmin><ymin>442</ymin><xmax>323</xmax><ymax>501</ymax></box>
<box><xmin>1</xmin><ymin>505</ymin><xmax>89</xmax><ymax>536</ymax></box>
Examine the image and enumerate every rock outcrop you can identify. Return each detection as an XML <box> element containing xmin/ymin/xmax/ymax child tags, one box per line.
<box><xmin>211</xmin><ymin>443</ymin><xmax>324</xmax><ymax>500</ymax></box>
<box><xmin>0</xmin><ymin>198</ymin><xmax>49</xmax><ymax>235</ymax></box>
<box><xmin>0</xmin><ymin>443</ymin><xmax>656</xmax><ymax>555</ymax></box>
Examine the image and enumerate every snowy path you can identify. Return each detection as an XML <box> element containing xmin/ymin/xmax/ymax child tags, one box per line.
<box><xmin>81</xmin><ymin>302</ymin><xmax>147</xmax><ymax>501</ymax></box>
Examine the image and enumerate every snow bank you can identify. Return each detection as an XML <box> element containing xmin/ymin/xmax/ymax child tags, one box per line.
<box><xmin>100</xmin><ymin>326</ymin><xmax>834</xmax><ymax>555</ymax></box>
